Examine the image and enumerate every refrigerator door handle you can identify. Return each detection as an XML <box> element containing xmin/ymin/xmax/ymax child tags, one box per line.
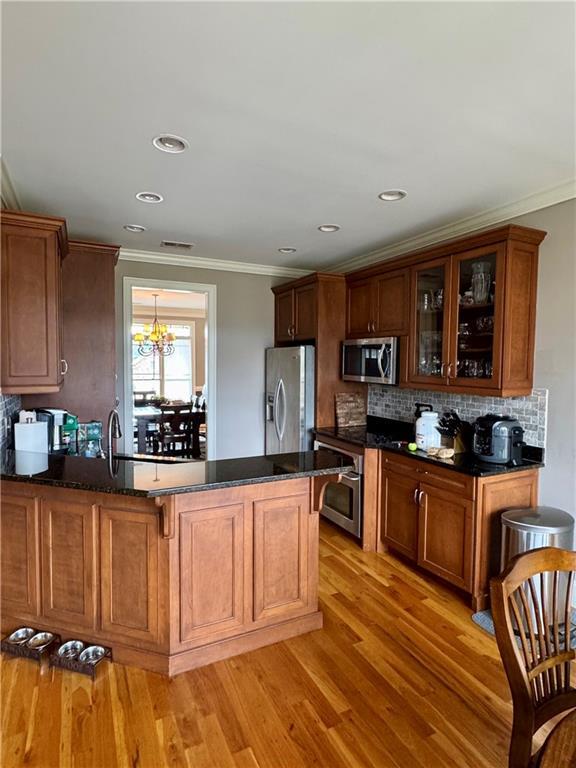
<box><xmin>277</xmin><ymin>377</ymin><xmax>287</xmax><ymax>442</ymax></box>
<box><xmin>273</xmin><ymin>379</ymin><xmax>282</xmax><ymax>442</ymax></box>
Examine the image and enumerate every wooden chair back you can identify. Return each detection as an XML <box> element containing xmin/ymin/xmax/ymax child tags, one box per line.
<box><xmin>490</xmin><ymin>547</ymin><xmax>576</xmax><ymax>768</ymax></box>
<box><xmin>158</xmin><ymin>405</ymin><xmax>193</xmax><ymax>455</ymax></box>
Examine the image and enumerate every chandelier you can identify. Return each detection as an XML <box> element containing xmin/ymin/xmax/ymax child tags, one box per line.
<box><xmin>133</xmin><ymin>294</ymin><xmax>175</xmax><ymax>357</ymax></box>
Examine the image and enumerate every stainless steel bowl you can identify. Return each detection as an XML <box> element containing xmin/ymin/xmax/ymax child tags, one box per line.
<box><xmin>78</xmin><ymin>645</ymin><xmax>106</xmax><ymax>664</ymax></box>
<box><xmin>57</xmin><ymin>640</ymin><xmax>84</xmax><ymax>659</ymax></box>
<box><xmin>27</xmin><ymin>632</ymin><xmax>54</xmax><ymax>650</ymax></box>
<box><xmin>6</xmin><ymin>627</ymin><xmax>36</xmax><ymax>645</ymax></box>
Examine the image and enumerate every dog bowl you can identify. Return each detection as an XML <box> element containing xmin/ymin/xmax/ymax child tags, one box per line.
<box><xmin>26</xmin><ymin>632</ymin><xmax>54</xmax><ymax>650</ymax></box>
<box><xmin>6</xmin><ymin>627</ymin><xmax>36</xmax><ymax>645</ymax></box>
<box><xmin>78</xmin><ymin>645</ymin><xmax>106</xmax><ymax>664</ymax></box>
<box><xmin>57</xmin><ymin>640</ymin><xmax>85</xmax><ymax>659</ymax></box>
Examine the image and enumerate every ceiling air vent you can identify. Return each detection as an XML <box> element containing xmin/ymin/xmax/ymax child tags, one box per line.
<box><xmin>160</xmin><ymin>240</ymin><xmax>194</xmax><ymax>249</ymax></box>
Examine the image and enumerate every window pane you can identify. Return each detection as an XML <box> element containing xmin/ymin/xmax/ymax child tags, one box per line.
<box><xmin>167</xmin><ymin>324</ymin><xmax>191</xmax><ymax>338</ymax></box>
<box><xmin>165</xmin><ymin>339</ymin><xmax>192</xmax><ymax>380</ymax></box>
<box><xmin>164</xmin><ymin>380</ymin><xmax>191</xmax><ymax>402</ymax></box>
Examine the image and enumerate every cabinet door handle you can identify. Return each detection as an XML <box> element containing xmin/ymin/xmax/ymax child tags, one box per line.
<box><xmin>367</xmin><ymin>321</ymin><xmax>371</xmax><ymax>332</ymax></box>
<box><xmin>418</xmin><ymin>490</ymin><xmax>425</xmax><ymax>505</ymax></box>
<box><xmin>413</xmin><ymin>487</ymin><xmax>419</xmax><ymax>504</ymax></box>
<box><xmin>447</xmin><ymin>362</ymin><xmax>454</xmax><ymax>378</ymax></box>
<box><xmin>60</xmin><ymin>359</ymin><xmax>68</xmax><ymax>376</ymax></box>
<box><xmin>440</xmin><ymin>362</ymin><xmax>446</xmax><ymax>377</ymax></box>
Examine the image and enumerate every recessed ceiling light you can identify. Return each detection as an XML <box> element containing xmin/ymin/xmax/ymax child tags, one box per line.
<box><xmin>152</xmin><ymin>134</ymin><xmax>189</xmax><ymax>154</ymax></box>
<box><xmin>136</xmin><ymin>191</ymin><xmax>164</xmax><ymax>203</ymax></box>
<box><xmin>123</xmin><ymin>224</ymin><xmax>147</xmax><ymax>233</ymax></box>
<box><xmin>318</xmin><ymin>224</ymin><xmax>340</xmax><ymax>233</ymax></box>
<box><xmin>378</xmin><ymin>189</ymin><xmax>407</xmax><ymax>201</ymax></box>
<box><xmin>278</xmin><ymin>247</ymin><xmax>297</xmax><ymax>254</ymax></box>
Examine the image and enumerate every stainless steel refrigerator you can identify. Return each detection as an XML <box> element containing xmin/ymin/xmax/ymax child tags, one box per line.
<box><xmin>265</xmin><ymin>346</ymin><xmax>315</xmax><ymax>455</ymax></box>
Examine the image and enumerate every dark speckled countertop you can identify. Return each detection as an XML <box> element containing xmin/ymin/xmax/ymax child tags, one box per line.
<box><xmin>315</xmin><ymin>416</ymin><xmax>544</xmax><ymax>478</ymax></box>
<box><xmin>1</xmin><ymin>449</ymin><xmax>352</xmax><ymax>497</ymax></box>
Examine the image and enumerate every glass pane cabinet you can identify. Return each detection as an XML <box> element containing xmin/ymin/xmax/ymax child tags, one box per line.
<box><xmin>449</xmin><ymin>244</ymin><xmax>504</xmax><ymax>389</ymax></box>
<box><xmin>409</xmin><ymin>258</ymin><xmax>451</xmax><ymax>384</ymax></box>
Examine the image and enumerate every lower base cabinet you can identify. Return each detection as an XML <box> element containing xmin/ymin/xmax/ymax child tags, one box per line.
<box><xmin>380</xmin><ymin>472</ymin><xmax>419</xmax><ymax>560</ymax></box>
<box><xmin>417</xmin><ymin>483</ymin><xmax>474</xmax><ymax>591</ymax></box>
<box><xmin>379</xmin><ymin>452</ymin><xmax>539</xmax><ymax>610</ymax></box>
<box><xmin>1</xmin><ymin>476</ymin><xmax>326</xmax><ymax>675</ymax></box>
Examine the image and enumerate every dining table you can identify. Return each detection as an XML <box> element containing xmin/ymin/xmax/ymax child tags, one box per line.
<box><xmin>133</xmin><ymin>405</ymin><xmax>206</xmax><ymax>458</ymax></box>
<box><xmin>539</xmin><ymin>709</ymin><xmax>576</xmax><ymax>768</ymax></box>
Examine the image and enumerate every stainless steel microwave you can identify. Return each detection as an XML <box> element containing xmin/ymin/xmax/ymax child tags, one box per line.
<box><xmin>342</xmin><ymin>337</ymin><xmax>399</xmax><ymax>385</ymax></box>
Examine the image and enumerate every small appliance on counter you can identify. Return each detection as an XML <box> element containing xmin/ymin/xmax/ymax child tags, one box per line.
<box><xmin>32</xmin><ymin>408</ymin><xmax>76</xmax><ymax>453</ymax></box>
<box><xmin>472</xmin><ymin>414</ymin><xmax>525</xmax><ymax>465</ymax></box>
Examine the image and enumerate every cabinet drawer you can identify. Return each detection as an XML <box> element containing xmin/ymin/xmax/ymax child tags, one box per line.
<box><xmin>381</xmin><ymin>450</ymin><xmax>475</xmax><ymax>499</ymax></box>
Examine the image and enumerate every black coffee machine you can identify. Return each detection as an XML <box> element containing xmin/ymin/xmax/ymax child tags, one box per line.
<box><xmin>472</xmin><ymin>414</ymin><xmax>525</xmax><ymax>465</ymax></box>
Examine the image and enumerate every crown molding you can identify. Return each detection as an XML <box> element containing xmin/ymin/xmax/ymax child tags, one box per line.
<box><xmin>333</xmin><ymin>178</ymin><xmax>576</xmax><ymax>273</ymax></box>
<box><xmin>0</xmin><ymin>157</ymin><xmax>22</xmax><ymax>211</ymax></box>
<box><xmin>118</xmin><ymin>248</ymin><xmax>311</xmax><ymax>279</ymax></box>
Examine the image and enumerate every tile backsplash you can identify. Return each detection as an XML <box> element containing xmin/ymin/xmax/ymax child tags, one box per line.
<box><xmin>0</xmin><ymin>394</ymin><xmax>20</xmax><ymax>452</ymax></box>
<box><xmin>368</xmin><ymin>386</ymin><xmax>548</xmax><ymax>448</ymax></box>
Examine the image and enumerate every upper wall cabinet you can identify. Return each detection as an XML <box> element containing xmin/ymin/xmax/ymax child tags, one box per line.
<box><xmin>274</xmin><ymin>281</ymin><xmax>317</xmax><ymax>342</ymax></box>
<box><xmin>407</xmin><ymin>229</ymin><xmax>544</xmax><ymax>397</ymax></box>
<box><xmin>346</xmin><ymin>225</ymin><xmax>545</xmax><ymax>397</ymax></box>
<box><xmin>272</xmin><ymin>273</ymin><xmax>364</xmax><ymax>427</ymax></box>
<box><xmin>346</xmin><ymin>267</ymin><xmax>409</xmax><ymax>338</ymax></box>
<box><xmin>1</xmin><ymin>210</ymin><xmax>69</xmax><ymax>394</ymax></box>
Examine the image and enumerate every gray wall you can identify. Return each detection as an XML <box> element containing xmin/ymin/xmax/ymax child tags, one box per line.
<box><xmin>115</xmin><ymin>261</ymin><xmax>278</xmax><ymax>459</ymax></box>
<box><xmin>508</xmin><ymin>199</ymin><xmax>576</xmax><ymax>516</ymax></box>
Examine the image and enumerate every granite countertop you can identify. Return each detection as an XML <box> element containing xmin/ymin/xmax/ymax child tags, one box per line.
<box><xmin>315</xmin><ymin>416</ymin><xmax>544</xmax><ymax>478</ymax></box>
<box><xmin>1</xmin><ymin>449</ymin><xmax>352</xmax><ymax>498</ymax></box>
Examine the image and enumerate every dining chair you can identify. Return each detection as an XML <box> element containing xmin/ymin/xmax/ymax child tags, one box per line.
<box><xmin>490</xmin><ymin>547</ymin><xmax>576</xmax><ymax>768</ymax></box>
<box><xmin>157</xmin><ymin>405</ymin><xmax>193</xmax><ymax>457</ymax></box>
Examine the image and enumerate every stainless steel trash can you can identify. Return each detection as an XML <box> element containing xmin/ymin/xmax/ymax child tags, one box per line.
<box><xmin>501</xmin><ymin>507</ymin><xmax>574</xmax><ymax>569</ymax></box>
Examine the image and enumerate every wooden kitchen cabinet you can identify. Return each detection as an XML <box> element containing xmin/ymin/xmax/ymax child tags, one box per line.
<box><xmin>253</xmin><ymin>492</ymin><xmax>310</xmax><ymax>621</ymax></box>
<box><xmin>380</xmin><ymin>470</ymin><xmax>419</xmax><ymax>560</ymax></box>
<box><xmin>0</xmin><ymin>210</ymin><xmax>68</xmax><ymax>394</ymax></box>
<box><xmin>21</xmin><ymin>239</ymin><xmax>120</xmax><ymax>426</ymax></box>
<box><xmin>274</xmin><ymin>280</ymin><xmax>317</xmax><ymax>342</ymax></box>
<box><xmin>179</xmin><ymin>500</ymin><xmax>248</xmax><ymax>645</ymax></box>
<box><xmin>100</xmin><ymin>505</ymin><xmax>162</xmax><ymax>647</ymax></box>
<box><xmin>0</xmin><ymin>493</ymin><xmax>40</xmax><ymax>619</ymax></box>
<box><xmin>41</xmin><ymin>497</ymin><xmax>98</xmax><ymax>631</ymax></box>
<box><xmin>417</xmin><ymin>483</ymin><xmax>474</xmax><ymax>591</ymax></box>
<box><xmin>406</xmin><ymin>228</ymin><xmax>543</xmax><ymax>396</ymax></box>
<box><xmin>377</xmin><ymin>450</ymin><xmax>539</xmax><ymax>610</ymax></box>
<box><xmin>345</xmin><ymin>224</ymin><xmax>545</xmax><ymax>396</ymax></box>
<box><xmin>346</xmin><ymin>267</ymin><xmax>409</xmax><ymax>338</ymax></box>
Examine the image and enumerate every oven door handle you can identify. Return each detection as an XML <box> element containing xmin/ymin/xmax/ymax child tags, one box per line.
<box><xmin>340</xmin><ymin>471</ymin><xmax>361</xmax><ymax>483</ymax></box>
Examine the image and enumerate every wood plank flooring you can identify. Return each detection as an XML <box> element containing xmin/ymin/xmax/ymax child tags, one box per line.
<box><xmin>2</xmin><ymin>520</ymin><xmax>525</xmax><ymax>768</ymax></box>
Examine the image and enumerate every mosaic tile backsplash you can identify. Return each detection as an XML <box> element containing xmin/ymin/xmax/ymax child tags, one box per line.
<box><xmin>0</xmin><ymin>394</ymin><xmax>20</xmax><ymax>452</ymax></box>
<box><xmin>368</xmin><ymin>386</ymin><xmax>548</xmax><ymax>448</ymax></box>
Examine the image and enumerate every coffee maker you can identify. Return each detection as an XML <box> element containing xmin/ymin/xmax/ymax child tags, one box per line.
<box><xmin>34</xmin><ymin>409</ymin><xmax>72</xmax><ymax>453</ymax></box>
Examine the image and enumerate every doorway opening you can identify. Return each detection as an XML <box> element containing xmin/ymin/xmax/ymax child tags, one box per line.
<box><xmin>122</xmin><ymin>277</ymin><xmax>217</xmax><ymax>460</ymax></box>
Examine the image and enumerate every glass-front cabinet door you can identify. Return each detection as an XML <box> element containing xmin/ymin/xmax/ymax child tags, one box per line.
<box><xmin>409</xmin><ymin>257</ymin><xmax>451</xmax><ymax>385</ymax></box>
<box><xmin>448</xmin><ymin>244</ymin><xmax>505</xmax><ymax>389</ymax></box>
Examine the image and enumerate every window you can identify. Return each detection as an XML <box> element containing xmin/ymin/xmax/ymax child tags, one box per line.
<box><xmin>132</xmin><ymin>323</ymin><xmax>194</xmax><ymax>400</ymax></box>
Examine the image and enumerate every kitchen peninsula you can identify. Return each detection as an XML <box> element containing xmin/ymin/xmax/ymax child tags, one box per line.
<box><xmin>1</xmin><ymin>450</ymin><xmax>350</xmax><ymax>675</ymax></box>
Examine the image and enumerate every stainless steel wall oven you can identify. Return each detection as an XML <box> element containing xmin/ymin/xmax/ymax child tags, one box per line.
<box><xmin>314</xmin><ymin>440</ymin><xmax>363</xmax><ymax>538</ymax></box>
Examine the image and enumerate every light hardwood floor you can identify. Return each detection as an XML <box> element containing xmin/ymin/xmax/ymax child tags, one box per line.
<box><xmin>2</xmin><ymin>520</ymin><xmax>523</xmax><ymax>768</ymax></box>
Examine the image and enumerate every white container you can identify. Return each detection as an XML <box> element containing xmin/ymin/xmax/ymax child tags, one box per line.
<box><xmin>14</xmin><ymin>421</ymin><xmax>48</xmax><ymax>453</ymax></box>
<box><xmin>415</xmin><ymin>411</ymin><xmax>441</xmax><ymax>451</ymax></box>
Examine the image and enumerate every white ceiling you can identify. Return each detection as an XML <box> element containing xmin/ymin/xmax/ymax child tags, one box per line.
<box><xmin>2</xmin><ymin>2</ymin><xmax>575</xmax><ymax>271</ymax></box>
<box><xmin>133</xmin><ymin>287</ymin><xmax>207</xmax><ymax>311</ymax></box>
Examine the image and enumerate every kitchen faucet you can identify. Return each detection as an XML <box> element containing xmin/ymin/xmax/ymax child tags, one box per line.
<box><xmin>107</xmin><ymin>408</ymin><xmax>122</xmax><ymax>455</ymax></box>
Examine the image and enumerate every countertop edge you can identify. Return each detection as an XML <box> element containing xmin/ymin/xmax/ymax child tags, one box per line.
<box><xmin>0</xmin><ymin>464</ymin><xmax>346</xmax><ymax>499</ymax></box>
